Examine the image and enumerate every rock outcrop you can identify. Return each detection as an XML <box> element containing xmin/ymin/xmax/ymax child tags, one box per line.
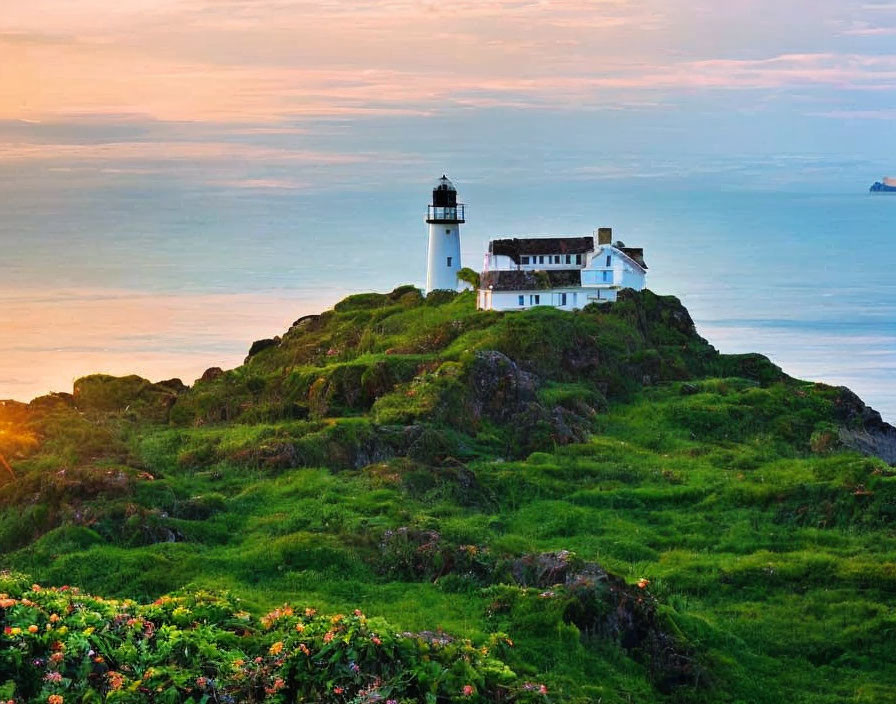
<box><xmin>834</xmin><ymin>387</ymin><xmax>896</xmax><ymax>465</ymax></box>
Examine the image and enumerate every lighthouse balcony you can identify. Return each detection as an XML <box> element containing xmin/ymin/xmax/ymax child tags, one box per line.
<box><xmin>426</xmin><ymin>204</ymin><xmax>465</xmax><ymax>223</ymax></box>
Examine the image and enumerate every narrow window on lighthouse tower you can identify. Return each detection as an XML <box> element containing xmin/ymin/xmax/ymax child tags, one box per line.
<box><xmin>447</xmin><ymin>256</ymin><xmax>452</xmax><ymax>267</ymax></box>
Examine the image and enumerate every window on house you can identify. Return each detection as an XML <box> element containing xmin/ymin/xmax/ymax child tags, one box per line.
<box><xmin>572</xmin><ymin>292</ymin><xmax>578</xmax><ymax>306</ymax></box>
<box><xmin>518</xmin><ymin>295</ymin><xmax>525</xmax><ymax>306</ymax></box>
<box><xmin>539</xmin><ymin>256</ymin><xmax>544</xmax><ymax>264</ymax></box>
<box><xmin>530</xmin><ymin>294</ymin><xmax>540</xmax><ymax>305</ymax></box>
<box><xmin>565</xmin><ymin>254</ymin><xmax>571</xmax><ymax>264</ymax></box>
<box><xmin>554</xmin><ymin>255</ymin><xmax>561</xmax><ymax>264</ymax></box>
<box><xmin>521</xmin><ymin>256</ymin><xmax>530</xmax><ymax>265</ymax></box>
<box><xmin>446</xmin><ymin>228</ymin><xmax>451</xmax><ymax>234</ymax></box>
<box><xmin>603</xmin><ymin>270</ymin><xmax>611</xmax><ymax>282</ymax></box>
<box><xmin>575</xmin><ymin>254</ymin><xmax>582</xmax><ymax>265</ymax></box>
<box><xmin>559</xmin><ymin>292</ymin><xmax>567</xmax><ymax>306</ymax></box>
<box><xmin>606</xmin><ymin>255</ymin><xmax>611</xmax><ymax>267</ymax></box>
<box><xmin>447</xmin><ymin>256</ymin><xmax>452</xmax><ymax>267</ymax></box>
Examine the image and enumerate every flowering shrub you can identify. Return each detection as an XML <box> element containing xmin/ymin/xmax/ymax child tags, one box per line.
<box><xmin>0</xmin><ymin>575</ymin><xmax>549</xmax><ymax>703</ymax></box>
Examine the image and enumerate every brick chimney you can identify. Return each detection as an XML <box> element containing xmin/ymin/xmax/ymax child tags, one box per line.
<box><xmin>597</xmin><ymin>227</ymin><xmax>612</xmax><ymax>245</ymax></box>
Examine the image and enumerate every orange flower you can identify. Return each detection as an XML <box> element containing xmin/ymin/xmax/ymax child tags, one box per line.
<box><xmin>323</xmin><ymin>631</ymin><xmax>334</xmax><ymax>643</ymax></box>
<box><xmin>48</xmin><ymin>696</ymin><xmax>64</xmax><ymax>704</ymax></box>
<box><xmin>636</xmin><ymin>578</ymin><xmax>650</xmax><ymax>589</ymax></box>
<box><xmin>107</xmin><ymin>672</ymin><xmax>124</xmax><ymax>691</ymax></box>
<box><xmin>269</xmin><ymin>641</ymin><xmax>284</xmax><ymax>656</ymax></box>
<box><xmin>28</xmin><ymin>625</ymin><xmax>39</xmax><ymax>634</ymax></box>
<box><xmin>295</xmin><ymin>623</ymin><xmax>305</xmax><ymax>633</ymax></box>
<box><xmin>0</xmin><ymin>598</ymin><xmax>15</xmax><ymax>608</ymax></box>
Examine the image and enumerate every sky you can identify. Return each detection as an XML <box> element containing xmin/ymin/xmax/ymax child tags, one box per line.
<box><xmin>1</xmin><ymin>0</ymin><xmax>895</xmax><ymax>418</ymax></box>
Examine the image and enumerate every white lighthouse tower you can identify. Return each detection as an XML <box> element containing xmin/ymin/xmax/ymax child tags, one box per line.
<box><xmin>425</xmin><ymin>175</ymin><xmax>464</xmax><ymax>293</ymax></box>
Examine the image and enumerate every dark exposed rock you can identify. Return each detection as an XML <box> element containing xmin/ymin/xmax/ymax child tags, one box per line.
<box><xmin>509</xmin><ymin>551</ymin><xmax>699</xmax><ymax>691</ymax></box>
<box><xmin>199</xmin><ymin>367</ymin><xmax>225</xmax><ymax>383</ymax></box>
<box><xmin>465</xmin><ymin>351</ymin><xmax>592</xmax><ymax>450</ymax></box>
<box><xmin>467</xmin><ymin>351</ymin><xmax>538</xmax><ymax>423</ymax></box>
<box><xmin>246</xmin><ymin>336</ymin><xmax>281</xmax><ymax>362</ymax></box>
<box><xmin>834</xmin><ymin>387</ymin><xmax>896</xmax><ymax>465</ymax></box>
<box><xmin>680</xmin><ymin>383</ymin><xmax>699</xmax><ymax>395</ymax></box>
<box><xmin>156</xmin><ymin>378</ymin><xmax>188</xmax><ymax>394</ymax></box>
<box><xmin>291</xmin><ymin>313</ymin><xmax>321</xmax><ymax>329</ymax></box>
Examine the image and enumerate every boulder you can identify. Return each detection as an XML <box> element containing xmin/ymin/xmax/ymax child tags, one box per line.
<box><xmin>245</xmin><ymin>336</ymin><xmax>280</xmax><ymax>362</ymax></box>
<box><xmin>199</xmin><ymin>367</ymin><xmax>225</xmax><ymax>383</ymax></box>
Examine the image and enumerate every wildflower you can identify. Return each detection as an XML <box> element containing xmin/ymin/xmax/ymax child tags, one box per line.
<box><xmin>49</xmin><ymin>614</ymin><xmax>61</xmax><ymax>624</ymax></box>
<box><xmin>295</xmin><ymin>623</ymin><xmax>305</xmax><ymax>633</ymax></box>
<box><xmin>45</xmin><ymin>672</ymin><xmax>63</xmax><ymax>683</ymax></box>
<box><xmin>371</xmin><ymin>636</ymin><xmax>382</xmax><ymax>646</ymax></box>
<box><xmin>353</xmin><ymin>609</ymin><xmax>363</xmax><ymax>617</ymax></box>
<box><xmin>331</xmin><ymin>614</ymin><xmax>344</xmax><ymax>624</ymax></box>
<box><xmin>8</xmin><ymin>627</ymin><xmax>21</xmax><ymax>636</ymax></box>
<box><xmin>333</xmin><ymin>686</ymin><xmax>344</xmax><ymax>694</ymax></box>
<box><xmin>28</xmin><ymin>625</ymin><xmax>39</xmax><ymax>634</ymax></box>
<box><xmin>299</xmin><ymin>643</ymin><xmax>311</xmax><ymax>656</ymax></box>
<box><xmin>463</xmin><ymin>684</ymin><xmax>474</xmax><ymax>696</ymax></box>
<box><xmin>539</xmin><ymin>684</ymin><xmax>548</xmax><ymax>694</ymax></box>
<box><xmin>350</xmin><ymin>661</ymin><xmax>360</xmax><ymax>673</ymax></box>
<box><xmin>48</xmin><ymin>696</ymin><xmax>64</xmax><ymax>704</ymax></box>
<box><xmin>637</xmin><ymin>578</ymin><xmax>650</xmax><ymax>589</ymax></box>
<box><xmin>108</xmin><ymin>672</ymin><xmax>124</xmax><ymax>691</ymax></box>
<box><xmin>273</xmin><ymin>678</ymin><xmax>285</xmax><ymax>691</ymax></box>
<box><xmin>31</xmin><ymin>584</ymin><xmax>42</xmax><ymax>592</ymax></box>
<box><xmin>196</xmin><ymin>677</ymin><xmax>207</xmax><ymax>688</ymax></box>
<box><xmin>323</xmin><ymin>631</ymin><xmax>335</xmax><ymax>643</ymax></box>
<box><xmin>50</xmin><ymin>652</ymin><xmax>64</xmax><ymax>664</ymax></box>
<box><xmin>0</xmin><ymin>598</ymin><xmax>15</xmax><ymax>608</ymax></box>
<box><xmin>304</xmin><ymin>607</ymin><xmax>317</xmax><ymax>617</ymax></box>
<box><xmin>269</xmin><ymin>641</ymin><xmax>284</xmax><ymax>656</ymax></box>
<box><xmin>232</xmin><ymin>659</ymin><xmax>245</xmax><ymax>668</ymax></box>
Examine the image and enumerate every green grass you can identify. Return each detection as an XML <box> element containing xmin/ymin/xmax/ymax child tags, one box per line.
<box><xmin>1</xmin><ymin>288</ymin><xmax>895</xmax><ymax>702</ymax></box>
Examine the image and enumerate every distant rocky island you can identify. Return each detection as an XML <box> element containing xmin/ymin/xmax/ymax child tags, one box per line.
<box><xmin>869</xmin><ymin>177</ymin><xmax>896</xmax><ymax>192</ymax></box>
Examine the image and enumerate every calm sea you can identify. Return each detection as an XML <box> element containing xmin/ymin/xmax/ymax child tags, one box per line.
<box><xmin>2</xmin><ymin>182</ymin><xmax>894</xmax><ymax>423</ymax></box>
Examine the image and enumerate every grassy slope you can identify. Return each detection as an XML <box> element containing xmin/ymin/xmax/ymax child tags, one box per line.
<box><xmin>1</xmin><ymin>288</ymin><xmax>895</xmax><ymax>702</ymax></box>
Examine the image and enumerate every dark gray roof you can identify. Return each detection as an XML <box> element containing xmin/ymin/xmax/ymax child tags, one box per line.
<box><xmin>490</xmin><ymin>237</ymin><xmax>594</xmax><ymax>264</ymax></box>
<box><xmin>481</xmin><ymin>269</ymin><xmax>582</xmax><ymax>292</ymax></box>
<box><xmin>619</xmin><ymin>247</ymin><xmax>647</xmax><ymax>270</ymax></box>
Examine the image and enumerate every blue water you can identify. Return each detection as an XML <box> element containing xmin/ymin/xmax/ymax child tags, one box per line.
<box><xmin>1</xmin><ymin>181</ymin><xmax>894</xmax><ymax>422</ymax></box>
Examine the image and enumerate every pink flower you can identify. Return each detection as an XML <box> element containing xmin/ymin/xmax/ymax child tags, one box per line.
<box><xmin>463</xmin><ymin>684</ymin><xmax>474</xmax><ymax>696</ymax></box>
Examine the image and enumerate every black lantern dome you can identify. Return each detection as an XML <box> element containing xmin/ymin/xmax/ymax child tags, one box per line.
<box><xmin>432</xmin><ymin>175</ymin><xmax>457</xmax><ymax>207</ymax></box>
<box><xmin>426</xmin><ymin>175</ymin><xmax>465</xmax><ymax>223</ymax></box>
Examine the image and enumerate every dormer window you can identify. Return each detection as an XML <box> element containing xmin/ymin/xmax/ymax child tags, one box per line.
<box><xmin>606</xmin><ymin>255</ymin><xmax>611</xmax><ymax>267</ymax></box>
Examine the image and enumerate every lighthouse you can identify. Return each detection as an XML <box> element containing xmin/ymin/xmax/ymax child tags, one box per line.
<box><xmin>425</xmin><ymin>175</ymin><xmax>464</xmax><ymax>293</ymax></box>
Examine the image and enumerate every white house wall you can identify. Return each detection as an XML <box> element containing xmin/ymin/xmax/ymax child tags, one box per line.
<box><xmin>483</xmin><ymin>288</ymin><xmax>586</xmax><ymax>311</ymax></box>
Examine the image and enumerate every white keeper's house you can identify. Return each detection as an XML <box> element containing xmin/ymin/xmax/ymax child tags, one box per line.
<box><xmin>421</xmin><ymin>175</ymin><xmax>648</xmax><ymax>310</ymax></box>
<box><xmin>476</xmin><ymin>228</ymin><xmax>647</xmax><ymax>311</ymax></box>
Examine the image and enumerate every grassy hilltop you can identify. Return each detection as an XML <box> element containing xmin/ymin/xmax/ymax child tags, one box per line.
<box><xmin>1</xmin><ymin>287</ymin><xmax>895</xmax><ymax>703</ymax></box>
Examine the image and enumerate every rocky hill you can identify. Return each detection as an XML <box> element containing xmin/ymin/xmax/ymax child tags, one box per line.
<box><xmin>1</xmin><ymin>288</ymin><xmax>894</xmax><ymax>703</ymax></box>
